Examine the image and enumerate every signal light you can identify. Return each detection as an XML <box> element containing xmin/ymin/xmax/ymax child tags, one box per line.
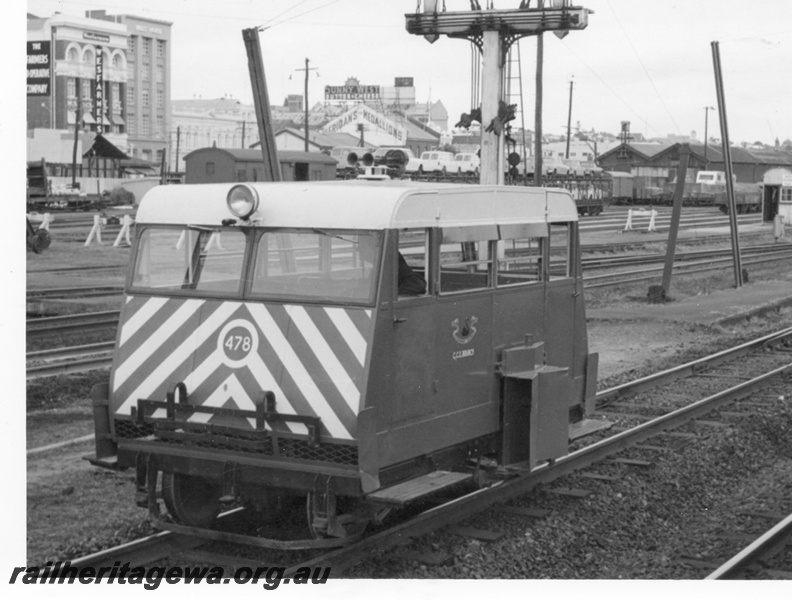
<box><xmin>227</xmin><ymin>184</ymin><xmax>259</xmax><ymax>220</ymax></box>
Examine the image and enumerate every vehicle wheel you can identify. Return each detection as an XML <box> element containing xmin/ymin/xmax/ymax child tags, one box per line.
<box><xmin>33</xmin><ymin>229</ymin><xmax>51</xmax><ymax>252</ymax></box>
<box><xmin>35</xmin><ymin>229</ymin><xmax>52</xmax><ymax>250</ymax></box>
<box><xmin>162</xmin><ymin>472</ymin><xmax>221</xmax><ymax>528</ymax></box>
<box><xmin>306</xmin><ymin>491</ymin><xmax>368</xmax><ymax>539</ymax></box>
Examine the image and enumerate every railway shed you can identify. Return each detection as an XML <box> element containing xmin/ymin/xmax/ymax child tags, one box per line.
<box><xmin>183</xmin><ymin>147</ymin><xmax>338</xmax><ymax>184</ymax></box>
<box><xmin>597</xmin><ymin>142</ymin><xmax>792</xmax><ymax>205</ymax></box>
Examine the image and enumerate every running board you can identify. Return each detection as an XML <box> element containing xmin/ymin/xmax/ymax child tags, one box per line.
<box><xmin>569</xmin><ymin>418</ymin><xmax>613</xmax><ymax>442</ymax></box>
<box><xmin>366</xmin><ymin>471</ymin><xmax>473</xmax><ymax>506</ymax></box>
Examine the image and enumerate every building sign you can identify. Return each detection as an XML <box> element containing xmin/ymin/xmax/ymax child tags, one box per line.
<box><xmin>325</xmin><ymin>77</ymin><xmax>381</xmax><ymax>101</ymax></box>
<box><xmin>94</xmin><ymin>47</ymin><xmax>104</xmax><ymax>125</ymax></box>
<box><xmin>84</xmin><ymin>32</ymin><xmax>110</xmax><ymax>43</ymax></box>
<box><xmin>136</xmin><ymin>24</ymin><xmax>164</xmax><ymax>35</ymax></box>
<box><xmin>323</xmin><ymin>104</ymin><xmax>406</xmax><ymax>145</ymax></box>
<box><xmin>26</xmin><ymin>41</ymin><xmax>51</xmax><ymax>96</ymax></box>
<box><xmin>394</xmin><ymin>77</ymin><xmax>414</xmax><ymax>87</ymax></box>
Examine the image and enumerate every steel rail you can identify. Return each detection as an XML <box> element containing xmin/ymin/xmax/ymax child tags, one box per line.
<box><xmin>287</xmin><ymin>361</ymin><xmax>792</xmax><ymax>575</ymax></box>
<box><xmin>27</xmin><ymin>341</ymin><xmax>116</xmax><ymax>362</ymax></box>
<box><xmin>28</xmin><ymin>264</ymin><xmax>128</xmax><ymax>274</ymax></box>
<box><xmin>584</xmin><ymin>249</ymin><xmax>792</xmax><ymax>290</ymax></box>
<box><xmin>64</xmin><ymin>509</ymin><xmax>246</xmax><ymax>571</ymax></box>
<box><xmin>26</xmin><ymin>355</ymin><xmax>113</xmax><ymax>380</ymax></box>
<box><xmin>26</xmin><ymin>310</ymin><xmax>121</xmax><ymax>338</ymax></box>
<box><xmin>706</xmin><ymin>513</ymin><xmax>792</xmax><ymax>579</ymax></box>
<box><xmin>596</xmin><ymin>327</ymin><xmax>792</xmax><ymax>403</ymax></box>
<box><xmin>581</xmin><ymin>244</ymin><xmax>788</xmax><ymax>269</ymax></box>
<box><xmin>27</xmin><ymin>285</ymin><xmax>125</xmax><ymax>299</ymax></box>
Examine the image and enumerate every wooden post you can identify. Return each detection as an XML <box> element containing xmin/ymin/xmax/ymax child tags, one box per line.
<box><xmin>534</xmin><ymin>33</ymin><xmax>543</xmax><ymax>187</ymax></box>
<box><xmin>655</xmin><ymin>143</ymin><xmax>690</xmax><ymax>301</ymax></box>
<box><xmin>242</xmin><ymin>28</ymin><xmax>282</xmax><ymax>182</ymax></box>
<box><xmin>304</xmin><ymin>58</ymin><xmax>310</xmax><ymax>153</ymax></box>
<box><xmin>479</xmin><ymin>31</ymin><xmax>503</xmax><ymax>186</ymax></box>
<box><xmin>711</xmin><ymin>41</ymin><xmax>743</xmax><ymax>287</ymax></box>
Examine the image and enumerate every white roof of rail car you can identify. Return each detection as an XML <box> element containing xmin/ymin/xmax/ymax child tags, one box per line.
<box><xmin>136</xmin><ymin>180</ymin><xmax>578</xmax><ymax>229</ymax></box>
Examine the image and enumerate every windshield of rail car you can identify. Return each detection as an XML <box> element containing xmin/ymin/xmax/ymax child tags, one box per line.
<box><xmin>130</xmin><ymin>226</ymin><xmax>382</xmax><ymax>305</ymax></box>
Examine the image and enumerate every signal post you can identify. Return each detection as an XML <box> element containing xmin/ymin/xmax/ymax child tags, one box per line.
<box><xmin>405</xmin><ymin>2</ymin><xmax>591</xmax><ymax>185</ymax></box>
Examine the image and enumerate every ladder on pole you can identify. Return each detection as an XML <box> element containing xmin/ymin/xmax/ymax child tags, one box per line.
<box><xmin>505</xmin><ymin>41</ymin><xmax>529</xmax><ymax>179</ymax></box>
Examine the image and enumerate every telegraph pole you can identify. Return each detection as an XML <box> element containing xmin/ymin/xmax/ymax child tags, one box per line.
<box><xmin>565</xmin><ymin>76</ymin><xmax>574</xmax><ymax>159</ymax></box>
<box><xmin>703</xmin><ymin>105</ymin><xmax>714</xmax><ymax>163</ymax></box>
<box><xmin>242</xmin><ymin>27</ymin><xmax>281</xmax><ymax>181</ymax></box>
<box><xmin>175</xmin><ymin>126</ymin><xmax>181</xmax><ymax>174</ymax></box>
<box><xmin>534</xmin><ymin>33</ymin><xmax>543</xmax><ymax>186</ymax></box>
<box><xmin>292</xmin><ymin>58</ymin><xmax>319</xmax><ymax>152</ymax></box>
<box><xmin>406</xmin><ymin>1</ymin><xmax>591</xmax><ymax>186</ymax></box>
<box><xmin>711</xmin><ymin>41</ymin><xmax>743</xmax><ymax>288</ymax></box>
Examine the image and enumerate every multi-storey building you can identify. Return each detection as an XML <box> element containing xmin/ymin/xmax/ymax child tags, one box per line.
<box><xmin>86</xmin><ymin>10</ymin><xmax>173</xmax><ymax>163</ymax></box>
<box><xmin>26</xmin><ymin>10</ymin><xmax>172</xmax><ymax>164</ymax></box>
<box><xmin>27</xmin><ymin>13</ymin><xmax>128</xmax><ymax>139</ymax></box>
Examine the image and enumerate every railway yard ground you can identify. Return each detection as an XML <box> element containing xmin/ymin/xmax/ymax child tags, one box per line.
<box><xmin>20</xmin><ymin>206</ymin><xmax>792</xmax><ymax>580</ymax></box>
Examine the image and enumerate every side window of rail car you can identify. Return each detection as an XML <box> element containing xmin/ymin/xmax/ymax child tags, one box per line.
<box><xmin>131</xmin><ymin>227</ymin><xmax>246</xmax><ymax>294</ymax></box>
<box><xmin>548</xmin><ymin>223</ymin><xmax>572</xmax><ymax>280</ymax></box>
<box><xmin>438</xmin><ymin>227</ymin><xmax>496</xmax><ymax>294</ymax></box>
<box><xmin>249</xmin><ymin>230</ymin><xmax>380</xmax><ymax>304</ymax></box>
<box><xmin>397</xmin><ymin>229</ymin><xmax>428</xmax><ymax>298</ymax></box>
<box><xmin>497</xmin><ymin>237</ymin><xmax>544</xmax><ymax>286</ymax></box>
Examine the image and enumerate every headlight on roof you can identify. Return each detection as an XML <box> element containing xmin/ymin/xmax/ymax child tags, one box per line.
<box><xmin>227</xmin><ymin>184</ymin><xmax>259</xmax><ymax>220</ymax></box>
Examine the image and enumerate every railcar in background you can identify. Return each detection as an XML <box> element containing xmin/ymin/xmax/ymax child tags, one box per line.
<box><xmin>760</xmin><ymin>168</ymin><xmax>792</xmax><ymax>224</ymax></box>
<box><xmin>88</xmin><ymin>180</ymin><xmax>599</xmax><ymax>545</ymax></box>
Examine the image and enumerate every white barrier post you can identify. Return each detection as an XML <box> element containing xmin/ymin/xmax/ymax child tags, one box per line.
<box><xmin>623</xmin><ymin>209</ymin><xmax>634</xmax><ymax>231</ymax></box>
<box><xmin>84</xmin><ymin>215</ymin><xmax>105</xmax><ymax>246</ymax></box>
<box><xmin>205</xmin><ymin>231</ymin><xmax>224</xmax><ymax>251</ymax></box>
<box><xmin>113</xmin><ymin>214</ymin><xmax>134</xmax><ymax>247</ymax></box>
<box><xmin>774</xmin><ymin>213</ymin><xmax>786</xmax><ymax>241</ymax></box>
<box><xmin>38</xmin><ymin>213</ymin><xmax>53</xmax><ymax>231</ymax></box>
<box><xmin>647</xmin><ymin>209</ymin><xmax>658</xmax><ymax>232</ymax></box>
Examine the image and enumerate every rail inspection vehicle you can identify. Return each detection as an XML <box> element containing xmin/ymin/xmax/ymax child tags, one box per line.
<box><xmin>89</xmin><ymin>180</ymin><xmax>599</xmax><ymax>545</ymax></box>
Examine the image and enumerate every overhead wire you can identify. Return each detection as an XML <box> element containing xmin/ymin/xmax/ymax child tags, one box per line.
<box><xmin>604</xmin><ymin>0</ymin><xmax>683</xmax><ymax>136</ymax></box>
<box><xmin>555</xmin><ymin>40</ymin><xmax>667</xmax><ymax>139</ymax></box>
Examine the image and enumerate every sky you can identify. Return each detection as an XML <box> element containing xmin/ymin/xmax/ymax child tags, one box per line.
<box><xmin>16</xmin><ymin>0</ymin><xmax>792</xmax><ymax>146</ymax></box>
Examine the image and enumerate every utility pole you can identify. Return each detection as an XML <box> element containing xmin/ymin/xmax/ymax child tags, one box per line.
<box><xmin>565</xmin><ymin>76</ymin><xmax>574</xmax><ymax>159</ymax></box>
<box><xmin>711</xmin><ymin>41</ymin><xmax>743</xmax><ymax>288</ymax></box>
<box><xmin>406</xmin><ymin>1</ymin><xmax>591</xmax><ymax>187</ymax></box>
<box><xmin>534</xmin><ymin>33</ymin><xmax>543</xmax><ymax>186</ymax></box>
<box><xmin>175</xmin><ymin>126</ymin><xmax>181</xmax><ymax>173</ymax></box>
<box><xmin>242</xmin><ymin>27</ymin><xmax>281</xmax><ymax>182</ymax></box>
<box><xmin>292</xmin><ymin>58</ymin><xmax>319</xmax><ymax>152</ymax></box>
<box><xmin>703</xmin><ymin>105</ymin><xmax>714</xmax><ymax>163</ymax></box>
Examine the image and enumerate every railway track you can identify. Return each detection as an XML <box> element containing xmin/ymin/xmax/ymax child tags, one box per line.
<box><xmin>26</xmin><ymin>341</ymin><xmax>116</xmax><ymax>380</ymax></box>
<box><xmin>27</xmin><ymin>285</ymin><xmax>125</xmax><ymax>300</ymax></box>
<box><xmin>25</xmin><ymin>241</ymin><xmax>792</xmax><ymax>379</ymax></box>
<box><xmin>26</xmin><ymin>310</ymin><xmax>121</xmax><ymax>339</ymax></box>
<box><xmin>706</xmin><ymin>513</ymin><xmax>792</xmax><ymax>579</ymax></box>
<box><xmin>583</xmin><ymin>246</ymin><xmax>792</xmax><ymax>289</ymax></box>
<box><xmin>60</xmin><ymin>328</ymin><xmax>792</xmax><ymax>577</ymax></box>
